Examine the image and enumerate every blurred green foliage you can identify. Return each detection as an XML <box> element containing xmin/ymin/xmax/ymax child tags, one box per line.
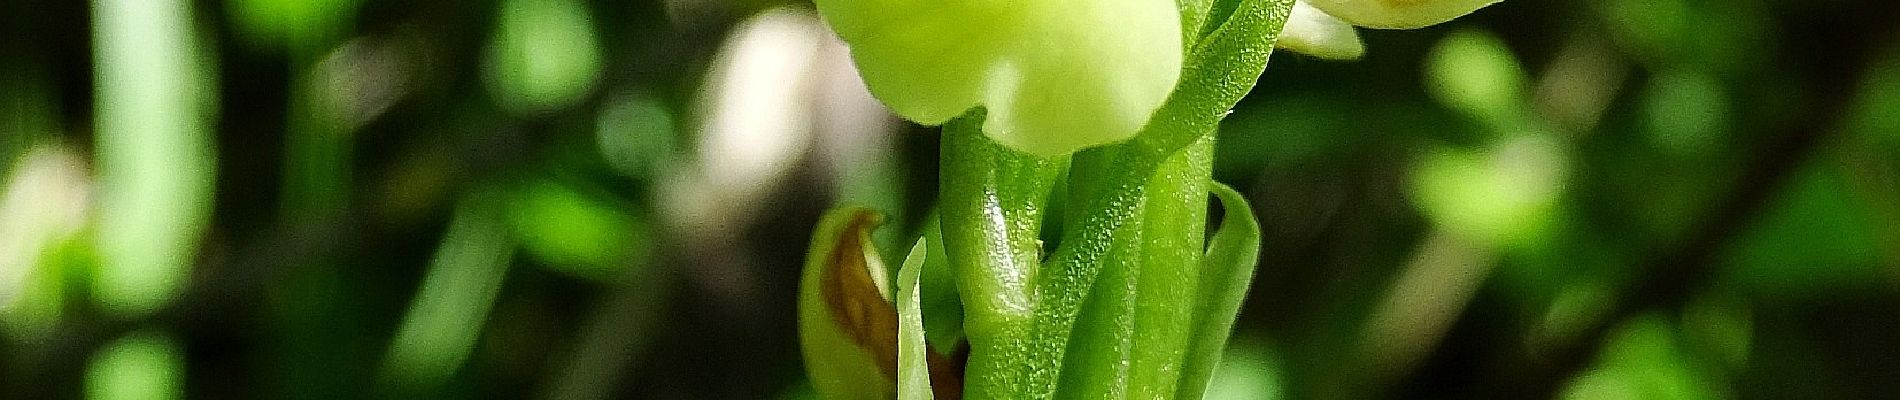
<box><xmin>0</xmin><ymin>0</ymin><xmax>1896</xmax><ymax>398</ymax></box>
<box><xmin>84</xmin><ymin>330</ymin><xmax>185</xmax><ymax>400</ymax></box>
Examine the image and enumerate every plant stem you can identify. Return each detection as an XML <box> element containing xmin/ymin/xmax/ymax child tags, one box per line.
<box><xmin>940</xmin><ymin>113</ymin><xmax>1064</xmax><ymax>399</ymax></box>
<box><xmin>948</xmin><ymin>1</ymin><xmax>1293</xmax><ymax>398</ymax></box>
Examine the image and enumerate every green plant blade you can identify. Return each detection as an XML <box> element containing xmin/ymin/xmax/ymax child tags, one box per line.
<box><xmin>898</xmin><ymin>239</ymin><xmax>933</xmax><ymax>400</ymax></box>
<box><xmin>377</xmin><ymin>192</ymin><xmax>515</xmax><ymax>395</ymax></box>
<box><xmin>1127</xmin><ymin>136</ymin><xmax>1215</xmax><ymax>399</ymax></box>
<box><xmin>1176</xmin><ymin>183</ymin><xmax>1263</xmax><ymax>400</ymax></box>
<box><xmin>1179</xmin><ymin>0</ymin><xmax>1216</xmax><ymax>46</ymax></box>
<box><xmin>917</xmin><ymin>213</ymin><xmax>966</xmax><ymax>353</ymax></box>
<box><xmin>1053</xmin><ymin>200</ymin><xmax>1142</xmax><ymax>400</ymax></box>
<box><xmin>1136</xmin><ymin>0</ymin><xmax>1296</xmax><ymax>157</ymax></box>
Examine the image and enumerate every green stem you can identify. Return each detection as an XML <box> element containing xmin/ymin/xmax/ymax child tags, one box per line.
<box><xmin>940</xmin><ymin>113</ymin><xmax>1065</xmax><ymax>399</ymax></box>
<box><xmin>1052</xmin><ymin>214</ymin><xmax>1141</xmax><ymax>399</ymax></box>
<box><xmin>952</xmin><ymin>1</ymin><xmax>1292</xmax><ymax>397</ymax></box>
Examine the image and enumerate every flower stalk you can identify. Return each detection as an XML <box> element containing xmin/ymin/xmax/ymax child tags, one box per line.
<box><xmin>798</xmin><ymin>0</ymin><xmax>1510</xmax><ymax>397</ymax></box>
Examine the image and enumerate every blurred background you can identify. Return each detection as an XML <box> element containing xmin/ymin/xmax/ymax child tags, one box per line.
<box><xmin>2</xmin><ymin>0</ymin><xmax>1899</xmax><ymax>398</ymax></box>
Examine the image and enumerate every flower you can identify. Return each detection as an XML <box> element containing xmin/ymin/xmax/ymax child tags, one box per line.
<box><xmin>813</xmin><ymin>0</ymin><xmax>1183</xmax><ymax>156</ymax></box>
<box><xmin>1278</xmin><ymin>0</ymin><xmax>1368</xmax><ymax>61</ymax></box>
<box><xmin>1278</xmin><ymin>0</ymin><xmax>1508</xmax><ymax>61</ymax></box>
<box><xmin>815</xmin><ymin>0</ymin><xmax>1507</xmax><ymax>154</ymax></box>
<box><xmin>1304</xmin><ymin>0</ymin><xmax>1504</xmax><ymax>29</ymax></box>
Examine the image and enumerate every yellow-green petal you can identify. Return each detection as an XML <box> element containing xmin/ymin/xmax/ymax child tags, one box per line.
<box><xmin>798</xmin><ymin>209</ymin><xmax>897</xmax><ymax>400</ymax></box>
<box><xmin>1277</xmin><ymin>1</ymin><xmax>1366</xmax><ymax>60</ymax></box>
<box><xmin>815</xmin><ymin>0</ymin><xmax>1184</xmax><ymax>156</ymax></box>
<box><xmin>1305</xmin><ymin>0</ymin><xmax>1503</xmax><ymax>29</ymax></box>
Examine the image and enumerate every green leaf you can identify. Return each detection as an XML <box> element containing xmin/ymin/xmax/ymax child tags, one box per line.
<box><xmin>917</xmin><ymin>214</ymin><xmax>966</xmax><ymax>352</ymax></box>
<box><xmin>897</xmin><ymin>240</ymin><xmax>933</xmax><ymax>400</ymax></box>
<box><xmin>1179</xmin><ymin>0</ymin><xmax>1216</xmax><ymax>46</ymax></box>
<box><xmin>1176</xmin><ymin>182</ymin><xmax>1263</xmax><ymax>400</ymax></box>
<box><xmin>483</xmin><ymin>0</ymin><xmax>602</xmax><ymax>114</ymax></box>
<box><xmin>378</xmin><ymin>193</ymin><xmax>515</xmax><ymax>393</ymax></box>
<box><xmin>1127</xmin><ymin>137</ymin><xmax>1215</xmax><ymax>399</ymax></box>
<box><xmin>1410</xmin><ymin>136</ymin><xmax>1565</xmax><ymax>250</ymax></box>
<box><xmin>1138</xmin><ymin>0</ymin><xmax>1297</xmax><ymax>157</ymax></box>
<box><xmin>1054</xmin><ymin>199</ymin><xmax>1142</xmax><ymax>399</ymax></box>
<box><xmin>227</xmin><ymin>0</ymin><xmax>358</xmax><ymax>51</ymax></box>
<box><xmin>86</xmin><ymin>330</ymin><xmax>185</xmax><ymax>400</ymax></box>
<box><xmin>1721</xmin><ymin>158</ymin><xmax>1892</xmax><ymax>299</ymax></box>
<box><xmin>1424</xmin><ymin>29</ymin><xmax>1533</xmax><ymax>133</ymax></box>
<box><xmin>507</xmin><ymin>180</ymin><xmax>651</xmax><ymax>282</ymax></box>
<box><xmin>1559</xmin><ymin>315</ymin><xmax>1727</xmax><ymax>400</ymax></box>
<box><xmin>798</xmin><ymin>208</ymin><xmax>897</xmax><ymax>400</ymax></box>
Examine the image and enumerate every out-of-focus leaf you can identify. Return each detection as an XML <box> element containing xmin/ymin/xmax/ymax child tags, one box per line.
<box><xmin>1411</xmin><ymin>136</ymin><xmax>1566</xmax><ymax>251</ymax></box>
<box><xmin>798</xmin><ymin>208</ymin><xmax>897</xmax><ymax>400</ymax></box>
<box><xmin>1177</xmin><ymin>182</ymin><xmax>1263</xmax><ymax>400</ymax></box>
<box><xmin>897</xmin><ymin>239</ymin><xmax>932</xmax><ymax>400</ymax></box>
<box><xmin>1641</xmin><ymin>68</ymin><xmax>1730</xmax><ymax>156</ymax></box>
<box><xmin>1213</xmin><ymin>94</ymin><xmax>1362</xmax><ymax>180</ymax></box>
<box><xmin>379</xmin><ymin>194</ymin><xmax>515</xmax><ymax>393</ymax></box>
<box><xmin>1425</xmin><ymin>29</ymin><xmax>1533</xmax><ymax>134</ymax></box>
<box><xmin>1852</xmin><ymin>44</ymin><xmax>1900</xmax><ymax>148</ymax></box>
<box><xmin>91</xmin><ymin>0</ymin><xmax>218</xmax><ymax>317</ymax></box>
<box><xmin>1204</xmin><ymin>339</ymin><xmax>1287</xmax><ymax>400</ymax></box>
<box><xmin>228</xmin><ymin>0</ymin><xmax>358</xmax><ymax>51</ymax></box>
<box><xmin>1561</xmin><ymin>315</ymin><xmax>1726</xmax><ymax>400</ymax></box>
<box><xmin>0</xmin><ymin>147</ymin><xmax>88</xmax><ymax>338</ymax></box>
<box><xmin>1595</xmin><ymin>0</ymin><xmax>1763</xmax><ymax>73</ymax></box>
<box><xmin>507</xmin><ymin>180</ymin><xmax>650</xmax><ymax>282</ymax></box>
<box><xmin>596</xmin><ymin>93</ymin><xmax>677</xmax><ymax>180</ymax></box>
<box><xmin>1721</xmin><ymin>159</ymin><xmax>1888</xmax><ymax>299</ymax></box>
<box><xmin>1682</xmin><ymin>291</ymin><xmax>1753</xmax><ymax>370</ymax></box>
<box><xmin>86</xmin><ymin>330</ymin><xmax>184</xmax><ymax>400</ymax></box>
<box><xmin>484</xmin><ymin>0</ymin><xmax>602</xmax><ymax>114</ymax></box>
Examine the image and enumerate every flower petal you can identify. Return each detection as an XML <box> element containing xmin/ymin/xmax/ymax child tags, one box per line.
<box><xmin>817</xmin><ymin>0</ymin><xmax>1184</xmax><ymax>156</ymax></box>
<box><xmin>1277</xmin><ymin>1</ymin><xmax>1366</xmax><ymax>60</ymax></box>
<box><xmin>1304</xmin><ymin>0</ymin><xmax>1503</xmax><ymax>29</ymax></box>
